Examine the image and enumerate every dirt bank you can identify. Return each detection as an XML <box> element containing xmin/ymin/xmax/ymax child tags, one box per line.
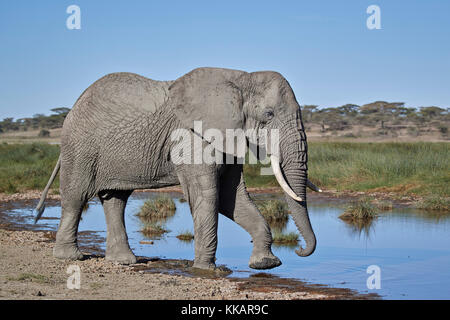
<box><xmin>0</xmin><ymin>186</ymin><xmax>421</xmax><ymax>209</ymax></box>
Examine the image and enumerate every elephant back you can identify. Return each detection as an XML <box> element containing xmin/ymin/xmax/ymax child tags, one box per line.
<box><xmin>81</xmin><ymin>72</ymin><xmax>173</xmax><ymax>114</ymax></box>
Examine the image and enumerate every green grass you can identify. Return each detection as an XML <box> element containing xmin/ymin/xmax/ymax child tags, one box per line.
<box><xmin>339</xmin><ymin>197</ymin><xmax>377</xmax><ymax>220</ymax></box>
<box><xmin>7</xmin><ymin>273</ymin><xmax>50</xmax><ymax>283</ymax></box>
<box><xmin>242</xmin><ymin>160</ymin><xmax>279</xmax><ymax>188</ymax></box>
<box><xmin>136</xmin><ymin>196</ymin><xmax>176</xmax><ymax>221</ymax></box>
<box><xmin>1</xmin><ymin>142</ymin><xmax>448</xmax><ymax>208</ymax></box>
<box><xmin>256</xmin><ymin>200</ymin><xmax>289</xmax><ymax>223</ymax></box>
<box><xmin>272</xmin><ymin>232</ymin><xmax>299</xmax><ymax>247</ymax></box>
<box><xmin>176</xmin><ymin>230</ymin><xmax>194</xmax><ymax>242</ymax></box>
<box><xmin>0</xmin><ymin>143</ymin><xmax>60</xmax><ymax>193</ymax></box>
<box><xmin>244</xmin><ymin>142</ymin><xmax>450</xmax><ymax>198</ymax></box>
<box><xmin>417</xmin><ymin>195</ymin><xmax>450</xmax><ymax>211</ymax></box>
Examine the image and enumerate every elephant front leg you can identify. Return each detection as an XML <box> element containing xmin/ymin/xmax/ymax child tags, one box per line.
<box><xmin>219</xmin><ymin>166</ymin><xmax>281</xmax><ymax>270</ymax></box>
<box><xmin>234</xmin><ymin>191</ymin><xmax>281</xmax><ymax>270</ymax></box>
<box><xmin>182</xmin><ymin>171</ymin><xmax>219</xmax><ymax>270</ymax></box>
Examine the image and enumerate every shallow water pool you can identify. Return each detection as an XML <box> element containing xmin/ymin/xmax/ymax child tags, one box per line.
<box><xmin>8</xmin><ymin>192</ymin><xmax>450</xmax><ymax>299</ymax></box>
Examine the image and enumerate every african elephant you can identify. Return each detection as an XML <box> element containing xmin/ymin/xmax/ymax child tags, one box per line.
<box><xmin>35</xmin><ymin>67</ymin><xmax>320</xmax><ymax>270</ymax></box>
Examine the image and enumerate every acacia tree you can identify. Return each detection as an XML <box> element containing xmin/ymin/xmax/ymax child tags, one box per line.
<box><xmin>419</xmin><ymin>106</ymin><xmax>446</xmax><ymax>120</ymax></box>
<box><xmin>301</xmin><ymin>105</ymin><xmax>318</xmax><ymax>123</ymax></box>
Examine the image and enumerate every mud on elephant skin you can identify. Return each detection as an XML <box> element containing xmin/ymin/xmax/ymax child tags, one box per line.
<box><xmin>34</xmin><ymin>67</ymin><xmax>321</xmax><ymax>270</ymax></box>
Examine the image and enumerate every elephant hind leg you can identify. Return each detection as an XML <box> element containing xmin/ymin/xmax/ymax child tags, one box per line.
<box><xmin>100</xmin><ymin>190</ymin><xmax>136</xmax><ymax>265</ymax></box>
<box><xmin>54</xmin><ymin>190</ymin><xmax>87</xmax><ymax>261</ymax></box>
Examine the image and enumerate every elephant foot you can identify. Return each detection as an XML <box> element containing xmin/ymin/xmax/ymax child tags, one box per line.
<box><xmin>105</xmin><ymin>246</ymin><xmax>137</xmax><ymax>265</ymax></box>
<box><xmin>192</xmin><ymin>260</ymin><xmax>216</xmax><ymax>270</ymax></box>
<box><xmin>190</xmin><ymin>260</ymin><xmax>232</xmax><ymax>276</ymax></box>
<box><xmin>249</xmin><ymin>253</ymin><xmax>282</xmax><ymax>270</ymax></box>
<box><xmin>53</xmin><ymin>243</ymin><xmax>85</xmax><ymax>261</ymax></box>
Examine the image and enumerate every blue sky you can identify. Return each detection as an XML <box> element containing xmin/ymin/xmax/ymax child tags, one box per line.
<box><xmin>1</xmin><ymin>0</ymin><xmax>449</xmax><ymax>119</ymax></box>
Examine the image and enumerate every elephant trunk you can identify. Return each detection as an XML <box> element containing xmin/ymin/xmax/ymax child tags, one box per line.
<box><xmin>272</xmin><ymin>113</ymin><xmax>316</xmax><ymax>257</ymax></box>
<box><xmin>283</xmin><ymin>167</ymin><xmax>316</xmax><ymax>257</ymax></box>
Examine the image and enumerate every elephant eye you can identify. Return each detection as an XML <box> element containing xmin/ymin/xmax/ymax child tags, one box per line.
<box><xmin>264</xmin><ymin>110</ymin><xmax>274</xmax><ymax>120</ymax></box>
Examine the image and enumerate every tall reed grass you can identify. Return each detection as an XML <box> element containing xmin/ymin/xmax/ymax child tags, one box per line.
<box><xmin>0</xmin><ymin>143</ymin><xmax>60</xmax><ymax>193</ymax></box>
<box><xmin>245</xmin><ymin>142</ymin><xmax>450</xmax><ymax>198</ymax></box>
<box><xmin>1</xmin><ymin>142</ymin><xmax>448</xmax><ymax>204</ymax></box>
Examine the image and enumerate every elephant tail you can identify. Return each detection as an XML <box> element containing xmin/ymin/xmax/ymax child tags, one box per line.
<box><xmin>34</xmin><ymin>155</ymin><xmax>61</xmax><ymax>224</ymax></box>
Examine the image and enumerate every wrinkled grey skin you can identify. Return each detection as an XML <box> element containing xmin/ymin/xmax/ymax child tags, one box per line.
<box><xmin>35</xmin><ymin>67</ymin><xmax>316</xmax><ymax>270</ymax></box>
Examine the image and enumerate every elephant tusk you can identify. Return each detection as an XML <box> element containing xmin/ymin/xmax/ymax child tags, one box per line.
<box><xmin>307</xmin><ymin>179</ymin><xmax>322</xmax><ymax>192</ymax></box>
<box><xmin>270</xmin><ymin>155</ymin><xmax>303</xmax><ymax>202</ymax></box>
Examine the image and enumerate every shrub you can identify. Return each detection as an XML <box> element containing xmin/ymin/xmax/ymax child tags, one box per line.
<box><xmin>38</xmin><ymin>129</ymin><xmax>50</xmax><ymax>137</ymax></box>
<box><xmin>438</xmin><ymin>125</ymin><xmax>448</xmax><ymax>136</ymax></box>
<box><xmin>257</xmin><ymin>200</ymin><xmax>289</xmax><ymax>223</ymax></box>
<box><xmin>140</xmin><ymin>222</ymin><xmax>169</xmax><ymax>238</ymax></box>
<box><xmin>176</xmin><ymin>230</ymin><xmax>194</xmax><ymax>242</ymax></box>
<box><xmin>339</xmin><ymin>197</ymin><xmax>377</xmax><ymax>221</ymax></box>
<box><xmin>137</xmin><ymin>196</ymin><xmax>176</xmax><ymax>221</ymax></box>
<box><xmin>417</xmin><ymin>195</ymin><xmax>450</xmax><ymax>211</ymax></box>
<box><xmin>272</xmin><ymin>232</ymin><xmax>299</xmax><ymax>247</ymax></box>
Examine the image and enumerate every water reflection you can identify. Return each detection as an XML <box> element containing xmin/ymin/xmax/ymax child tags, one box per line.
<box><xmin>339</xmin><ymin>216</ymin><xmax>377</xmax><ymax>239</ymax></box>
<box><xmin>402</xmin><ymin>210</ymin><xmax>450</xmax><ymax>223</ymax></box>
<box><xmin>268</xmin><ymin>220</ymin><xmax>289</xmax><ymax>233</ymax></box>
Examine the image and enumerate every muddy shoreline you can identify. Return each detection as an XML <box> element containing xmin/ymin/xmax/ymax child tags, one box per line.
<box><xmin>0</xmin><ymin>194</ymin><xmax>379</xmax><ymax>300</ymax></box>
<box><xmin>0</xmin><ymin>185</ymin><xmax>421</xmax><ymax>209</ymax></box>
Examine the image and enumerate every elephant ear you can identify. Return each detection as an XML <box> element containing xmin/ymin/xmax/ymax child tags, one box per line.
<box><xmin>168</xmin><ymin>68</ymin><xmax>245</xmax><ymax>155</ymax></box>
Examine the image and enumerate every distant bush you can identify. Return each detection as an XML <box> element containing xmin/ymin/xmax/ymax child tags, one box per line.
<box><xmin>38</xmin><ymin>129</ymin><xmax>50</xmax><ymax>137</ymax></box>
<box><xmin>438</xmin><ymin>125</ymin><xmax>448</xmax><ymax>136</ymax></box>
<box><xmin>1</xmin><ymin>107</ymin><xmax>70</xmax><ymax>133</ymax></box>
<box><xmin>341</xmin><ymin>132</ymin><xmax>357</xmax><ymax>138</ymax></box>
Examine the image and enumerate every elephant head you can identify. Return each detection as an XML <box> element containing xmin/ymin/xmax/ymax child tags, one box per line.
<box><xmin>169</xmin><ymin>67</ymin><xmax>318</xmax><ymax>257</ymax></box>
